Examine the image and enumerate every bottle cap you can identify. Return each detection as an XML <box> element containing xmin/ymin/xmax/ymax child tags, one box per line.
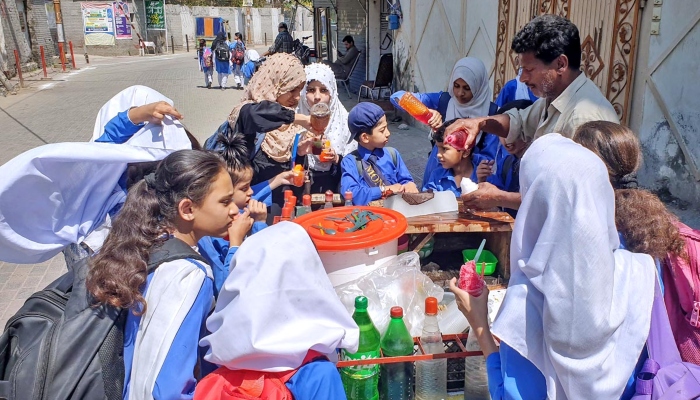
<box><xmin>425</xmin><ymin>297</ymin><xmax>438</xmax><ymax>315</ymax></box>
<box><xmin>281</xmin><ymin>205</ymin><xmax>293</xmax><ymax>218</ymax></box>
<box><xmin>390</xmin><ymin>306</ymin><xmax>403</xmax><ymax>318</ymax></box>
<box><xmin>289</xmin><ymin>195</ymin><xmax>297</xmax><ymax>206</ymax></box>
<box><xmin>354</xmin><ymin>295</ymin><xmax>368</xmax><ymax>310</ymax></box>
<box><xmin>302</xmin><ymin>194</ymin><xmax>311</xmax><ymax>206</ymax></box>
<box><xmin>344</xmin><ymin>190</ymin><xmax>353</xmax><ymax>200</ymax></box>
<box><xmin>325</xmin><ymin>190</ymin><xmax>334</xmax><ymax>202</ymax></box>
<box><xmin>284</xmin><ymin>190</ymin><xmax>293</xmax><ymax>202</ymax></box>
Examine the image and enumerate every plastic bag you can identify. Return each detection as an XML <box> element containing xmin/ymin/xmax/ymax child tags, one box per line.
<box><xmin>335</xmin><ymin>251</ymin><xmax>444</xmax><ymax>337</ymax></box>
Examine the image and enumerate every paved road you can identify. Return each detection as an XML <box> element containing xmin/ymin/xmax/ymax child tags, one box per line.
<box><xmin>0</xmin><ymin>52</ymin><xmax>431</xmax><ymax>326</ymax></box>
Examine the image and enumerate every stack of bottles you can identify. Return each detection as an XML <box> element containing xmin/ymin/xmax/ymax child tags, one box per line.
<box><xmin>341</xmin><ymin>296</ymin><xmax>449</xmax><ymax>400</ymax></box>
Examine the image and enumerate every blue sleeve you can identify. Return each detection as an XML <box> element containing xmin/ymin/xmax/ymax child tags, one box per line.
<box><xmin>251</xmin><ymin>221</ymin><xmax>267</xmax><ymax>234</ymax></box>
<box><xmin>422</xmin><ymin>170</ymin><xmax>439</xmax><ymax>192</ymax></box>
<box><xmin>251</xmin><ymin>181</ymin><xmax>273</xmax><ymax>207</ymax></box>
<box><xmin>285</xmin><ymin>360</ymin><xmax>347</xmax><ymax>400</ymax></box>
<box><xmin>393</xmin><ymin>152</ymin><xmax>414</xmax><ymax>185</ymax></box>
<box><xmin>390</xmin><ymin>91</ymin><xmax>443</xmax><ymax>111</ymax></box>
<box><xmin>422</xmin><ymin>145</ymin><xmax>440</xmax><ymax>186</ymax></box>
<box><xmin>340</xmin><ymin>155</ymin><xmax>382</xmax><ymax>206</ymax></box>
<box><xmin>486</xmin><ymin>342</ymin><xmax>547</xmax><ymax>400</ymax></box>
<box><xmin>197</xmin><ymin>237</ymin><xmax>232</xmax><ymax>297</ymax></box>
<box><xmin>151</xmin><ymin>276</ymin><xmax>213</xmax><ymax>399</ymax></box>
<box><xmin>486</xmin><ymin>352</ymin><xmax>505</xmax><ymax>399</ymax></box>
<box><xmin>95</xmin><ymin>110</ymin><xmax>143</xmax><ymax>144</ymax></box>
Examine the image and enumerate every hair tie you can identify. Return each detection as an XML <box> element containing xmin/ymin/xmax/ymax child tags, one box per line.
<box><xmin>144</xmin><ymin>172</ymin><xmax>157</xmax><ymax>189</ymax></box>
<box><xmin>614</xmin><ymin>173</ymin><xmax>638</xmax><ymax>190</ymax></box>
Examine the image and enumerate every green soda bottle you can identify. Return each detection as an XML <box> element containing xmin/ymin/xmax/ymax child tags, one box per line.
<box><xmin>379</xmin><ymin>306</ymin><xmax>415</xmax><ymax>400</ymax></box>
<box><xmin>341</xmin><ymin>296</ymin><xmax>381</xmax><ymax>400</ymax></box>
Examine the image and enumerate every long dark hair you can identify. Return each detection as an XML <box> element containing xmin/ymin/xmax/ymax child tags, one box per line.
<box><xmin>573</xmin><ymin>121</ymin><xmax>685</xmax><ymax>260</ymax></box>
<box><xmin>87</xmin><ymin>150</ymin><xmax>227</xmax><ymax>314</ymax></box>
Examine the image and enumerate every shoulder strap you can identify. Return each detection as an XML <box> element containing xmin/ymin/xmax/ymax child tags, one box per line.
<box><xmin>438</xmin><ymin>92</ymin><xmax>451</xmax><ymax>120</ymax></box>
<box><xmin>349</xmin><ymin>150</ymin><xmax>363</xmax><ymax>177</ymax></box>
<box><xmin>385</xmin><ymin>147</ymin><xmax>398</xmax><ymax>167</ymax></box>
<box><xmin>489</xmin><ymin>101</ymin><xmax>498</xmax><ymax>116</ymax></box>
<box><xmin>147</xmin><ymin>237</ymin><xmax>208</xmax><ymax>274</ymax></box>
<box><xmin>500</xmin><ymin>155</ymin><xmax>515</xmax><ymax>184</ymax></box>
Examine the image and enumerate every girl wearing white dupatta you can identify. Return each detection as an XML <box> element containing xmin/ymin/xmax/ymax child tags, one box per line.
<box><xmin>198</xmin><ymin>221</ymin><xmax>359</xmax><ymax>399</ymax></box>
<box><xmin>449</xmin><ymin>133</ymin><xmax>656</xmax><ymax>399</ymax></box>
<box><xmin>87</xmin><ymin>150</ymin><xmax>238</xmax><ymax>400</ymax></box>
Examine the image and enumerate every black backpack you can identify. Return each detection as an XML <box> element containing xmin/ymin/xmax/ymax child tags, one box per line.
<box><xmin>214</xmin><ymin>41</ymin><xmax>230</xmax><ymax>62</ymax></box>
<box><xmin>0</xmin><ymin>238</ymin><xmax>207</xmax><ymax>400</ymax></box>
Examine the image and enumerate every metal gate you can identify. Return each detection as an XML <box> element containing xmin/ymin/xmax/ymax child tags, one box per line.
<box><xmin>494</xmin><ymin>0</ymin><xmax>640</xmax><ymax>124</ymax></box>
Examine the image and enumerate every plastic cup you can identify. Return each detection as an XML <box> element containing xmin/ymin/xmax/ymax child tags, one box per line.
<box><xmin>310</xmin><ymin>102</ymin><xmax>331</xmax><ymax>133</ymax></box>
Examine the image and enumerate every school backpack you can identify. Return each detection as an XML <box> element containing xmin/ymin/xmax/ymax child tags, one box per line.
<box><xmin>347</xmin><ymin>147</ymin><xmax>398</xmax><ymax>179</ymax></box>
<box><xmin>203</xmin><ymin>48</ymin><xmax>213</xmax><ymax>68</ymax></box>
<box><xmin>215</xmin><ymin>41</ymin><xmax>230</xmax><ymax>62</ymax></box>
<box><xmin>0</xmin><ymin>238</ymin><xmax>207</xmax><ymax>400</ymax></box>
<box><xmin>662</xmin><ymin>222</ymin><xmax>700</xmax><ymax>365</ymax></box>
<box><xmin>232</xmin><ymin>42</ymin><xmax>245</xmax><ymax>65</ymax></box>
<box><xmin>631</xmin><ymin>274</ymin><xmax>700</xmax><ymax>399</ymax></box>
<box><xmin>193</xmin><ymin>351</ymin><xmax>326</xmax><ymax>400</ymax></box>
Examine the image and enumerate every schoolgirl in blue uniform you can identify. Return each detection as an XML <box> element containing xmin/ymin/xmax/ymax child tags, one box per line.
<box><xmin>86</xmin><ymin>150</ymin><xmax>239</xmax><ymax>399</ymax></box>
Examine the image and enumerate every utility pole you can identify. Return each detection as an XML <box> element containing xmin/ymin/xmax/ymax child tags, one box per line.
<box><xmin>243</xmin><ymin>0</ymin><xmax>252</xmax><ymax>45</ymax></box>
<box><xmin>53</xmin><ymin>0</ymin><xmax>65</xmax><ymax>55</ymax></box>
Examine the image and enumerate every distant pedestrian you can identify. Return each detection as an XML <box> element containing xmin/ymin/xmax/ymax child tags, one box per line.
<box><xmin>211</xmin><ymin>31</ymin><xmax>232</xmax><ymax>90</ymax></box>
<box><xmin>230</xmin><ymin>32</ymin><xmax>246</xmax><ymax>90</ymax></box>
<box><xmin>198</xmin><ymin>39</ymin><xmax>213</xmax><ymax>89</ymax></box>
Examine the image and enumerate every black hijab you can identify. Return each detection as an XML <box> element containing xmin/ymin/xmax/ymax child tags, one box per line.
<box><xmin>211</xmin><ymin>31</ymin><xmax>227</xmax><ymax>51</ymax></box>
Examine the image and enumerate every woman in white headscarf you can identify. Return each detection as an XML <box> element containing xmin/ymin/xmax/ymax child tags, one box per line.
<box><xmin>390</xmin><ymin>57</ymin><xmax>499</xmax><ymax>185</ymax></box>
<box><xmin>198</xmin><ymin>222</ymin><xmax>359</xmax><ymax>399</ymax></box>
<box><xmin>297</xmin><ymin>63</ymin><xmax>357</xmax><ymax>193</ymax></box>
<box><xmin>449</xmin><ymin>133</ymin><xmax>656</xmax><ymax>399</ymax></box>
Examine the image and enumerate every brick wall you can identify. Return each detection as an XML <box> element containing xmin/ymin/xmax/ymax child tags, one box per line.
<box><xmin>1</xmin><ymin>0</ymin><xmax>33</xmax><ymax>66</ymax></box>
<box><xmin>26</xmin><ymin>0</ymin><xmax>54</xmax><ymax>59</ymax></box>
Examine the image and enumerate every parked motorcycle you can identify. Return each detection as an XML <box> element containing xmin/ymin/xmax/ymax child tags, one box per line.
<box><xmin>293</xmin><ymin>35</ymin><xmax>316</xmax><ymax>65</ymax></box>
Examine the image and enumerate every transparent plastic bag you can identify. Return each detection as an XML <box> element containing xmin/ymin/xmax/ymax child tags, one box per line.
<box><xmin>335</xmin><ymin>251</ymin><xmax>444</xmax><ymax>336</ymax></box>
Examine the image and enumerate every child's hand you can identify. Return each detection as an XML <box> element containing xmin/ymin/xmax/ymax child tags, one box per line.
<box><xmin>476</xmin><ymin>160</ymin><xmax>495</xmax><ymax>183</ymax></box>
<box><xmin>402</xmin><ymin>182</ymin><xmax>419</xmax><ymax>193</ymax></box>
<box><xmin>269</xmin><ymin>171</ymin><xmax>294</xmax><ymax>189</ymax></box>
<box><xmin>227</xmin><ymin>209</ymin><xmax>254</xmax><ymax>247</ymax></box>
<box><xmin>387</xmin><ymin>183</ymin><xmax>405</xmax><ymax>193</ymax></box>
<box><xmin>247</xmin><ymin>199</ymin><xmax>267</xmax><ymax>223</ymax></box>
<box><xmin>296</xmin><ymin>136</ymin><xmax>315</xmax><ymax>156</ymax></box>
<box><xmin>427</xmin><ymin>109</ymin><xmax>443</xmax><ymax>130</ymax></box>
<box><xmin>448</xmin><ymin>277</ymin><xmax>490</xmax><ymax>330</ymax></box>
<box><xmin>128</xmin><ymin>101</ymin><xmax>183</xmax><ymax>125</ymax></box>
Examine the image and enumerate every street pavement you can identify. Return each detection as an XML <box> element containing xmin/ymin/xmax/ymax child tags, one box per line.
<box><xmin>0</xmin><ymin>51</ymin><xmax>431</xmax><ymax>326</ymax></box>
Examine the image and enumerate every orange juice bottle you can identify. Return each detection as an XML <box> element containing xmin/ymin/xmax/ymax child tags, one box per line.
<box><xmin>398</xmin><ymin>92</ymin><xmax>432</xmax><ymax>124</ymax></box>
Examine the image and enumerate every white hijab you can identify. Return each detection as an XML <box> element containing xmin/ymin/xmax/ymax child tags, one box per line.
<box><xmin>446</xmin><ymin>57</ymin><xmax>492</xmax><ymax>120</ymax></box>
<box><xmin>297</xmin><ymin>63</ymin><xmax>356</xmax><ymax>172</ymax></box>
<box><xmin>201</xmin><ymin>222</ymin><xmax>359</xmax><ymax>372</ymax></box>
<box><xmin>90</xmin><ymin>85</ymin><xmax>191</xmax><ymax>150</ymax></box>
<box><xmin>491</xmin><ymin>133</ymin><xmax>655</xmax><ymax>399</ymax></box>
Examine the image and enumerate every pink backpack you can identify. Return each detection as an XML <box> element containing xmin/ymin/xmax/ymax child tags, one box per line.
<box><xmin>663</xmin><ymin>222</ymin><xmax>700</xmax><ymax>365</ymax></box>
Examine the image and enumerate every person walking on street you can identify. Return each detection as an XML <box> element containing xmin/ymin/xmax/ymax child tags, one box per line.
<box><xmin>262</xmin><ymin>22</ymin><xmax>294</xmax><ymax>56</ymax></box>
<box><xmin>211</xmin><ymin>31</ymin><xmax>232</xmax><ymax>90</ymax></box>
<box><xmin>198</xmin><ymin>39</ymin><xmax>213</xmax><ymax>89</ymax></box>
<box><xmin>231</xmin><ymin>32</ymin><xmax>247</xmax><ymax>90</ymax></box>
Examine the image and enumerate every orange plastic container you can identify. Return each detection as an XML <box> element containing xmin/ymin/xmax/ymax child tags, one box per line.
<box><xmin>398</xmin><ymin>92</ymin><xmax>432</xmax><ymax>124</ymax></box>
<box><xmin>293</xmin><ymin>207</ymin><xmax>407</xmax><ymax>286</ymax></box>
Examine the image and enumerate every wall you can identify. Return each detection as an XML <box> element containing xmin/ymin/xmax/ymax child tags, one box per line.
<box><xmin>629</xmin><ymin>0</ymin><xmax>700</xmax><ymax>208</ymax></box>
<box><xmin>63</xmin><ymin>0</ymin><xmax>142</xmax><ymax>57</ymax></box>
<box><xmin>26</xmin><ymin>0</ymin><xmax>55</xmax><ymax>58</ymax></box>
<box><xmin>1</xmin><ymin>0</ymin><xmax>33</xmax><ymax>68</ymax></box>
<box><xmin>391</xmin><ymin>0</ymin><xmax>498</xmax><ymax>94</ymax></box>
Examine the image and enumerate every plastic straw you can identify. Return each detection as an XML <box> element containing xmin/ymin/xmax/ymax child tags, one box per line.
<box><xmin>474</xmin><ymin>239</ymin><xmax>486</xmax><ymax>264</ymax></box>
<box><xmin>290</xmin><ymin>132</ymin><xmax>301</xmax><ymax>168</ymax></box>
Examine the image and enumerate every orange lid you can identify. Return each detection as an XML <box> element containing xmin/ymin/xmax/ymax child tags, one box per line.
<box><xmin>344</xmin><ymin>191</ymin><xmax>353</xmax><ymax>200</ymax></box>
<box><xmin>281</xmin><ymin>205</ymin><xmax>293</xmax><ymax>218</ymax></box>
<box><xmin>289</xmin><ymin>195</ymin><xmax>297</xmax><ymax>206</ymax></box>
<box><xmin>324</xmin><ymin>190</ymin><xmax>334</xmax><ymax>202</ymax></box>
<box><xmin>390</xmin><ymin>306</ymin><xmax>403</xmax><ymax>318</ymax></box>
<box><xmin>292</xmin><ymin>206</ymin><xmax>407</xmax><ymax>252</ymax></box>
<box><xmin>284</xmin><ymin>190</ymin><xmax>293</xmax><ymax>202</ymax></box>
<box><xmin>302</xmin><ymin>194</ymin><xmax>311</xmax><ymax>206</ymax></box>
<box><xmin>425</xmin><ymin>297</ymin><xmax>438</xmax><ymax>315</ymax></box>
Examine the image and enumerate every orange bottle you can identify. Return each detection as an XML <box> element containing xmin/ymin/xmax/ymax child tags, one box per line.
<box><xmin>398</xmin><ymin>92</ymin><xmax>432</xmax><ymax>124</ymax></box>
<box><xmin>292</xmin><ymin>165</ymin><xmax>305</xmax><ymax>187</ymax></box>
<box><xmin>288</xmin><ymin>195</ymin><xmax>297</xmax><ymax>207</ymax></box>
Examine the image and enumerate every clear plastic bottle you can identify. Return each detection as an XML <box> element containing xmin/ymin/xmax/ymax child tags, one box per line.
<box><xmin>323</xmin><ymin>190</ymin><xmax>334</xmax><ymax>209</ymax></box>
<box><xmin>345</xmin><ymin>190</ymin><xmax>354</xmax><ymax>206</ymax></box>
<box><xmin>415</xmin><ymin>297</ymin><xmax>447</xmax><ymax>400</ymax></box>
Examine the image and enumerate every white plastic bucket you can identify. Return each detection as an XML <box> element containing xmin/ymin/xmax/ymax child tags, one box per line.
<box><xmin>320</xmin><ymin>238</ymin><xmax>399</xmax><ymax>286</ymax></box>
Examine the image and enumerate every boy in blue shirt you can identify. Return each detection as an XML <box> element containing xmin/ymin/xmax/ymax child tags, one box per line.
<box><xmin>423</xmin><ymin>119</ymin><xmax>491</xmax><ymax>197</ymax></box>
<box><xmin>340</xmin><ymin>102</ymin><xmax>418</xmax><ymax>205</ymax></box>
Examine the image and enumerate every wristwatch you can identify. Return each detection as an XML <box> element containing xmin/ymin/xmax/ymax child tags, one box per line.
<box><xmin>379</xmin><ymin>184</ymin><xmax>386</xmax><ymax>193</ymax></box>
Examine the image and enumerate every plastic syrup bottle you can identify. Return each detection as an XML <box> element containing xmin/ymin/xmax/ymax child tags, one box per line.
<box><xmin>415</xmin><ymin>297</ymin><xmax>447</xmax><ymax>400</ymax></box>
<box><xmin>341</xmin><ymin>296</ymin><xmax>381</xmax><ymax>400</ymax></box>
<box><xmin>323</xmin><ymin>190</ymin><xmax>335</xmax><ymax>209</ymax></box>
<box><xmin>297</xmin><ymin>194</ymin><xmax>312</xmax><ymax>216</ymax></box>
<box><xmin>345</xmin><ymin>190</ymin><xmax>354</xmax><ymax>206</ymax></box>
<box><xmin>379</xmin><ymin>306</ymin><xmax>415</xmax><ymax>400</ymax></box>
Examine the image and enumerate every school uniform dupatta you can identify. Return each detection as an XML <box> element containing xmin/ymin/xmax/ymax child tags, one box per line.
<box><xmin>228</xmin><ymin>53</ymin><xmax>307</xmax><ymax>163</ymax></box>
<box><xmin>298</xmin><ymin>63</ymin><xmax>357</xmax><ymax>172</ymax></box>
<box><xmin>201</xmin><ymin>221</ymin><xmax>359</xmax><ymax>372</ymax></box>
<box><xmin>445</xmin><ymin>57</ymin><xmax>492</xmax><ymax>121</ymax></box>
<box><xmin>491</xmin><ymin>133</ymin><xmax>656</xmax><ymax>399</ymax></box>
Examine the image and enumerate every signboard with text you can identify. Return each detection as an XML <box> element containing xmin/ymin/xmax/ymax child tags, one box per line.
<box><xmin>113</xmin><ymin>2</ymin><xmax>132</xmax><ymax>39</ymax></box>
<box><xmin>145</xmin><ymin>0</ymin><xmax>165</xmax><ymax>30</ymax></box>
<box><xmin>81</xmin><ymin>2</ymin><xmax>116</xmax><ymax>45</ymax></box>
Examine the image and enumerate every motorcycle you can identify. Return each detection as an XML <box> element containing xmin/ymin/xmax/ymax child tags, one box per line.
<box><xmin>292</xmin><ymin>35</ymin><xmax>316</xmax><ymax>65</ymax></box>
